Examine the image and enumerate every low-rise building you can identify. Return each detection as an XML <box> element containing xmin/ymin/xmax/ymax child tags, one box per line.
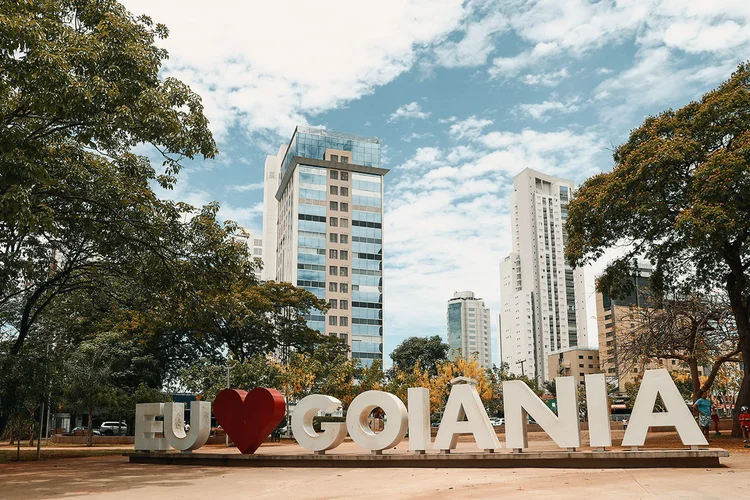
<box><xmin>547</xmin><ymin>347</ymin><xmax>601</xmax><ymax>388</ymax></box>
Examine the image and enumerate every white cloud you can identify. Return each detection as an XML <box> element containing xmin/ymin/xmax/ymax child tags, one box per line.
<box><xmin>401</xmin><ymin>132</ymin><xmax>434</xmax><ymax>142</ymax></box>
<box><xmin>384</xmin><ymin>124</ymin><xmax>608</xmax><ymax>355</ymax></box>
<box><xmin>227</xmin><ymin>182</ymin><xmax>264</xmax><ymax>192</ymax></box>
<box><xmin>448</xmin><ymin>116</ymin><xmax>494</xmax><ymax>140</ymax></box>
<box><xmin>433</xmin><ymin>12</ymin><xmax>508</xmax><ymax>68</ymax></box>
<box><xmin>388</xmin><ymin>102</ymin><xmax>431</xmax><ymax>122</ymax></box>
<box><xmin>395</xmin><ymin>146</ymin><xmax>443</xmax><ymax>170</ymax></box>
<box><xmin>661</xmin><ymin>21</ymin><xmax>750</xmax><ymax>53</ymax></box>
<box><xmin>489</xmin><ymin>42</ymin><xmax>561</xmax><ymax>78</ymax></box>
<box><xmin>521</xmin><ymin>68</ymin><xmax>570</xmax><ymax>87</ymax></box>
<box><xmin>517</xmin><ymin>97</ymin><xmax>580</xmax><ymax>121</ymax></box>
<box><xmin>122</xmin><ymin>0</ymin><xmax>468</xmax><ymax>141</ymax></box>
<box><xmin>487</xmin><ymin>0</ymin><xmax>750</xmax><ymax>84</ymax></box>
<box><xmin>594</xmin><ymin>47</ymin><xmax>738</xmax><ymax>125</ymax></box>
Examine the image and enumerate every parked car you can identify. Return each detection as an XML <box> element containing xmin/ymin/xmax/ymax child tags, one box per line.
<box><xmin>489</xmin><ymin>418</ymin><xmax>504</xmax><ymax>426</ymax></box>
<box><xmin>71</xmin><ymin>426</ymin><xmax>101</xmax><ymax>436</ymax></box>
<box><xmin>99</xmin><ymin>421</ymin><xmax>128</xmax><ymax>436</ymax></box>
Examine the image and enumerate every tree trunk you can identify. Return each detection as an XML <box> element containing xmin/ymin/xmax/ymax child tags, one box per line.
<box><xmin>87</xmin><ymin>407</ymin><xmax>93</xmax><ymax>447</ymax></box>
<box><xmin>689</xmin><ymin>359</ymin><xmax>700</xmax><ymax>402</ymax></box>
<box><xmin>725</xmin><ymin>256</ymin><xmax>750</xmax><ymax>437</ymax></box>
<box><xmin>733</xmin><ymin>343</ymin><xmax>750</xmax><ymax>437</ymax></box>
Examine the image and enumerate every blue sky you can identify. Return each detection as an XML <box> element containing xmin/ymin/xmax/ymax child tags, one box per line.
<box><xmin>123</xmin><ymin>0</ymin><xmax>749</xmax><ymax>367</ymax></box>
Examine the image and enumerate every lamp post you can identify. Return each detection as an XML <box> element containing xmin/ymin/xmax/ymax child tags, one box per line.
<box><xmin>225</xmin><ymin>360</ymin><xmax>230</xmax><ymax>447</ymax></box>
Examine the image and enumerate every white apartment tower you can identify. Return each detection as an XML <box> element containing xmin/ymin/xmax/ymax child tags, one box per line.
<box><xmin>499</xmin><ymin>169</ymin><xmax>588</xmax><ymax>383</ymax></box>
<box><xmin>264</xmin><ymin>127</ymin><xmax>387</xmax><ymax>368</ymax></box>
<box><xmin>447</xmin><ymin>291</ymin><xmax>492</xmax><ymax>369</ymax></box>
<box><xmin>232</xmin><ymin>227</ymin><xmax>264</xmax><ymax>281</ymax></box>
<box><xmin>261</xmin><ymin>145</ymin><xmax>286</xmax><ymax>282</ymax></box>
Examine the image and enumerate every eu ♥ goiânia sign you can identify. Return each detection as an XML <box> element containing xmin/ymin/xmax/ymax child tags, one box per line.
<box><xmin>134</xmin><ymin>369</ymin><xmax>708</xmax><ymax>454</ymax></box>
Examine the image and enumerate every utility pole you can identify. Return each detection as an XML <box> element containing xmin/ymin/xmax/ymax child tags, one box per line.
<box><xmin>36</xmin><ymin>400</ymin><xmax>44</xmax><ymax>460</ymax></box>
<box><xmin>516</xmin><ymin>359</ymin><xmax>526</xmax><ymax>377</ymax></box>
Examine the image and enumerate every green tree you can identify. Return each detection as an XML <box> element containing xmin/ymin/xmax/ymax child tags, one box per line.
<box><xmin>0</xmin><ymin>0</ymin><xmax>216</xmax><ymax>435</ymax></box>
<box><xmin>566</xmin><ymin>62</ymin><xmax>750</xmax><ymax>435</ymax></box>
<box><xmin>390</xmin><ymin>335</ymin><xmax>449</xmax><ymax>376</ymax></box>
<box><xmin>63</xmin><ymin>341</ymin><xmax>119</xmax><ymax>446</ymax></box>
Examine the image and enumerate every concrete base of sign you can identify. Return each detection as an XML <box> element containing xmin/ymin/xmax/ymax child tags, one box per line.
<box><xmin>126</xmin><ymin>448</ymin><xmax>729</xmax><ymax>469</ymax></box>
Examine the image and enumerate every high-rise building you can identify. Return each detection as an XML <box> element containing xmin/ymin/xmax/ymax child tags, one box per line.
<box><xmin>499</xmin><ymin>168</ymin><xmax>588</xmax><ymax>383</ymax></box>
<box><xmin>446</xmin><ymin>291</ymin><xmax>492</xmax><ymax>369</ymax></box>
<box><xmin>267</xmin><ymin>126</ymin><xmax>387</xmax><ymax>367</ymax></box>
<box><xmin>231</xmin><ymin>226</ymin><xmax>263</xmax><ymax>281</ymax></box>
<box><xmin>261</xmin><ymin>145</ymin><xmax>286</xmax><ymax>282</ymax></box>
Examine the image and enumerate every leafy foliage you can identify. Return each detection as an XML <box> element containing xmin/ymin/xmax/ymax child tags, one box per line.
<box><xmin>566</xmin><ymin>62</ymin><xmax>750</xmax><ymax>433</ymax></box>
<box><xmin>389</xmin><ymin>335</ymin><xmax>449</xmax><ymax>376</ymax></box>
<box><xmin>0</xmin><ymin>0</ymin><xmax>217</xmax><ymax>435</ymax></box>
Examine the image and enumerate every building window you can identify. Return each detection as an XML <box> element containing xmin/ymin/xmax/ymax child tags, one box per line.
<box><xmin>587</xmin><ymin>356</ymin><xmax>593</xmax><ymax>359</ymax></box>
<box><xmin>578</xmin><ymin>355</ymin><xmax>583</xmax><ymax>359</ymax></box>
<box><xmin>340</xmin><ymin>316</ymin><xmax>349</xmax><ymax>326</ymax></box>
<box><xmin>329</xmin><ymin>316</ymin><xmax>337</xmax><ymax>326</ymax></box>
<box><xmin>340</xmin><ymin>202</ymin><xmax>348</xmax><ymax>212</ymax></box>
<box><xmin>341</xmin><ymin>187</ymin><xmax>349</xmax><ymax>196</ymax></box>
<box><xmin>339</xmin><ymin>266</ymin><xmax>348</xmax><ymax>277</ymax></box>
<box><xmin>329</xmin><ymin>282</ymin><xmax>338</xmax><ymax>292</ymax></box>
<box><xmin>330</xmin><ymin>170</ymin><xmax>338</xmax><ymax>180</ymax></box>
<box><xmin>331</xmin><ymin>154</ymin><xmax>339</xmax><ymax>162</ymax></box>
<box><xmin>330</xmin><ymin>185</ymin><xmax>338</xmax><ymax>195</ymax></box>
<box><xmin>588</xmin><ymin>364</ymin><xmax>594</xmax><ymax>368</ymax></box>
<box><xmin>633</xmin><ymin>367</ymin><xmax>638</xmax><ymax>373</ymax></box>
<box><xmin>329</xmin><ymin>266</ymin><xmax>338</xmax><ymax>276</ymax></box>
<box><xmin>340</xmin><ymin>250</ymin><xmax>348</xmax><ymax>260</ymax></box>
<box><xmin>341</xmin><ymin>157</ymin><xmax>349</xmax><ymax>165</ymax></box>
<box><xmin>579</xmin><ymin>364</ymin><xmax>584</xmax><ymax>368</ymax></box>
<box><xmin>340</xmin><ymin>218</ymin><xmax>349</xmax><ymax>228</ymax></box>
<box><xmin>340</xmin><ymin>234</ymin><xmax>349</xmax><ymax>244</ymax></box>
<box><xmin>330</xmin><ymin>201</ymin><xmax>338</xmax><ymax>211</ymax></box>
<box><xmin>340</xmin><ymin>299</ymin><xmax>348</xmax><ymax>310</ymax></box>
<box><xmin>339</xmin><ymin>333</ymin><xmax>348</xmax><ymax>342</ymax></box>
<box><xmin>330</xmin><ymin>233</ymin><xmax>338</xmax><ymax>243</ymax></box>
<box><xmin>330</xmin><ymin>217</ymin><xmax>338</xmax><ymax>227</ymax></box>
<box><xmin>341</xmin><ymin>171</ymin><xmax>349</xmax><ymax>180</ymax></box>
<box><xmin>329</xmin><ymin>299</ymin><xmax>338</xmax><ymax>309</ymax></box>
<box><xmin>340</xmin><ymin>283</ymin><xmax>349</xmax><ymax>293</ymax></box>
<box><xmin>329</xmin><ymin>249</ymin><xmax>338</xmax><ymax>259</ymax></box>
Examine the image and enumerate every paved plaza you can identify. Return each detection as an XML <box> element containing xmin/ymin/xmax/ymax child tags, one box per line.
<box><xmin>1</xmin><ymin>432</ymin><xmax>749</xmax><ymax>499</ymax></box>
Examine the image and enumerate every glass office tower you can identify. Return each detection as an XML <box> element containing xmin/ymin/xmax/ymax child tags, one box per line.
<box><xmin>270</xmin><ymin>127</ymin><xmax>388</xmax><ymax>367</ymax></box>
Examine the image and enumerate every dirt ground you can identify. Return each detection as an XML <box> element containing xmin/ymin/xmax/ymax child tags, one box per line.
<box><xmin>1</xmin><ymin>430</ymin><xmax>748</xmax><ymax>499</ymax></box>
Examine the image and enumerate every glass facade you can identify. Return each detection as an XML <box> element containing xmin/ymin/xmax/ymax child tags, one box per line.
<box><xmin>281</xmin><ymin>127</ymin><xmax>381</xmax><ymax>179</ymax></box>
<box><xmin>351</xmin><ymin>172</ymin><xmax>383</xmax><ymax>367</ymax></box>
<box><xmin>447</xmin><ymin>302</ymin><xmax>463</xmax><ymax>358</ymax></box>
<box><xmin>285</xmin><ymin>155</ymin><xmax>384</xmax><ymax>368</ymax></box>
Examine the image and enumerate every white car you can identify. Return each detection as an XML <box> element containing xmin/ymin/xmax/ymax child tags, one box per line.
<box><xmin>489</xmin><ymin>418</ymin><xmax>504</xmax><ymax>426</ymax></box>
<box><xmin>99</xmin><ymin>421</ymin><xmax>128</xmax><ymax>436</ymax></box>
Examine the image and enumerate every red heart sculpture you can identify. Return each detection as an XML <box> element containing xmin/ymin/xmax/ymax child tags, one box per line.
<box><xmin>213</xmin><ymin>388</ymin><xmax>286</xmax><ymax>454</ymax></box>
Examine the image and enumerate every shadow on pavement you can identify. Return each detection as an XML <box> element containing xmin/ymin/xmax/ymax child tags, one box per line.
<box><xmin>0</xmin><ymin>455</ymin><xmax>225</xmax><ymax>499</ymax></box>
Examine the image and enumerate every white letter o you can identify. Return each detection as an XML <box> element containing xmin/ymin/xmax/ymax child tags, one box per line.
<box><xmin>346</xmin><ymin>390</ymin><xmax>408</xmax><ymax>452</ymax></box>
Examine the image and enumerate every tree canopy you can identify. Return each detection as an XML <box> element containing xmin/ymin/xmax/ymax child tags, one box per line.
<box><xmin>0</xmin><ymin>0</ymin><xmax>220</xmax><ymax>436</ymax></box>
<box><xmin>566</xmin><ymin>62</ymin><xmax>750</xmax><ymax>432</ymax></box>
<box><xmin>390</xmin><ymin>335</ymin><xmax>449</xmax><ymax>376</ymax></box>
